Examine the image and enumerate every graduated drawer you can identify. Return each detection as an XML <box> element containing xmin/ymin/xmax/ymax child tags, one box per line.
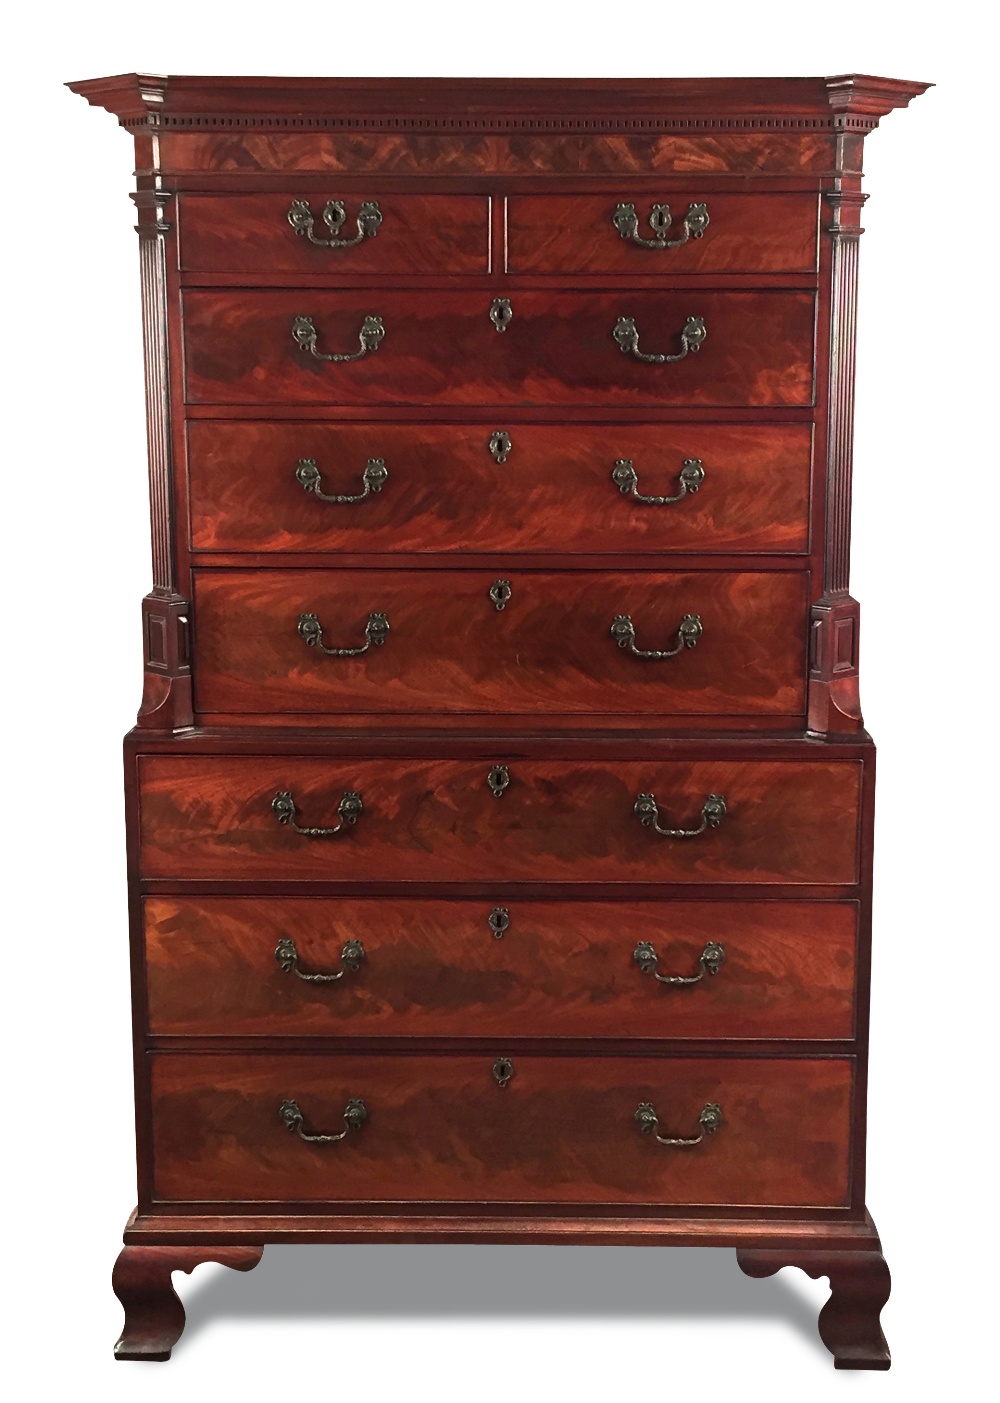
<box><xmin>178</xmin><ymin>193</ymin><xmax>490</xmax><ymax>274</ymax></box>
<box><xmin>150</xmin><ymin>1051</ymin><xmax>853</xmax><ymax>1207</ymax></box>
<box><xmin>188</xmin><ymin>422</ymin><xmax>812</xmax><ymax>556</ymax></box>
<box><xmin>505</xmin><ymin>193</ymin><xmax>819</xmax><ymax>274</ymax></box>
<box><xmin>183</xmin><ymin>290</ymin><xmax>815</xmax><ymax>407</ymax></box>
<box><xmin>137</xmin><ymin>757</ymin><xmax>861</xmax><ymax>884</ymax></box>
<box><xmin>144</xmin><ymin>897</ymin><xmax>858</xmax><ymax>1040</ymax></box>
<box><xmin>192</xmin><ymin>568</ymin><xmax>807</xmax><ymax>718</ymax></box>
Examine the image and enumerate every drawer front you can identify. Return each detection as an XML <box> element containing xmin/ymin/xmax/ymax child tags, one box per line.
<box><xmin>188</xmin><ymin>421</ymin><xmax>812</xmax><ymax>556</ymax></box>
<box><xmin>192</xmin><ymin>569</ymin><xmax>808</xmax><ymax>718</ymax></box>
<box><xmin>183</xmin><ymin>290</ymin><xmax>815</xmax><ymax>407</ymax></box>
<box><xmin>145</xmin><ymin>897</ymin><xmax>858</xmax><ymax>1039</ymax></box>
<box><xmin>506</xmin><ymin>193</ymin><xmax>819</xmax><ymax>274</ymax></box>
<box><xmin>151</xmin><ymin>1052</ymin><xmax>853</xmax><ymax>1207</ymax></box>
<box><xmin>178</xmin><ymin>193</ymin><xmax>491</xmax><ymax>274</ymax></box>
<box><xmin>137</xmin><ymin>757</ymin><xmax>861</xmax><ymax>884</ymax></box>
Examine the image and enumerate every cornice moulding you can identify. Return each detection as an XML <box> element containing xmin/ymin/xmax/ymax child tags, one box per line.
<box><xmin>67</xmin><ymin>73</ymin><xmax>932</xmax><ymax>136</ymax></box>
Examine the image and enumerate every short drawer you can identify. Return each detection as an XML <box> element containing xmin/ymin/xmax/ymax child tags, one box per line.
<box><xmin>191</xmin><ymin>568</ymin><xmax>808</xmax><ymax>719</ymax></box>
<box><xmin>506</xmin><ymin>193</ymin><xmax>819</xmax><ymax>274</ymax></box>
<box><xmin>137</xmin><ymin>757</ymin><xmax>862</xmax><ymax>884</ymax></box>
<box><xmin>144</xmin><ymin>897</ymin><xmax>858</xmax><ymax>1040</ymax></box>
<box><xmin>150</xmin><ymin>1051</ymin><xmax>853</xmax><ymax>1207</ymax></box>
<box><xmin>178</xmin><ymin>193</ymin><xmax>491</xmax><ymax>274</ymax></box>
<box><xmin>182</xmin><ymin>290</ymin><xmax>815</xmax><ymax>407</ymax></box>
<box><xmin>188</xmin><ymin>421</ymin><xmax>812</xmax><ymax>556</ymax></box>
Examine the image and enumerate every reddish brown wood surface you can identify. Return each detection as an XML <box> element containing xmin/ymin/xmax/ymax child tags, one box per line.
<box><xmin>124</xmin><ymin>1210</ymin><xmax>883</xmax><ymax>1247</ymax></box>
<box><xmin>65</xmin><ymin>69</ymin><xmax>934</xmax><ymax>1363</ymax></box>
<box><xmin>178</xmin><ymin>193</ymin><xmax>491</xmax><ymax>274</ymax></box>
<box><xmin>156</xmin><ymin>132</ymin><xmax>837</xmax><ymax>177</ymax></box>
<box><xmin>150</xmin><ymin>1051</ymin><xmax>853</xmax><ymax>1206</ymax></box>
<box><xmin>191</xmin><ymin>569</ymin><xmax>808</xmax><ymax>718</ymax></box>
<box><xmin>738</xmin><ymin>1248</ymin><xmax>891</xmax><ymax>1369</ymax></box>
<box><xmin>187</xmin><ymin>421</ymin><xmax>812</xmax><ymax>556</ymax></box>
<box><xmin>113</xmin><ymin>1244</ymin><xmax>262</xmax><ymax>1360</ymax></box>
<box><xmin>144</xmin><ymin>896</ymin><xmax>857</xmax><ymax>1039</ymax></box>
<box><xmin>71</xmin><ymin>73</ymin><xmax>929</xmax><ymax>130</ymax></box>
<box><xmin>182</xmin><ymin>290</ymin><xmax>815</xmax><ymax>407</ymax></box>
<box><xmin>137</xmin><ymin>756</ymin><xmax>862</xmax><ymax>884</ymax></box>
<box><xmin>506</xmin><ymin>193</ymin><xmax>819</xmax><ymax>274</ymax></box>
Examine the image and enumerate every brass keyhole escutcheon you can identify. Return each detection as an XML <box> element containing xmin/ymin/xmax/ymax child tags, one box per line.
<box><xmin>489</xmin><ymin>579</ymin><xmax>512</xmax><ymax>611</ymax></box>
<box><xmin>493</xmin><ymin>1057</ymin><xmax>514</xmax><ymax>1088</ymax></box>
<box><xmin>488</xmin><ymin>430</ymin><xmax>512</xmax><ymax>464</ymax></box>
<box><xmin>489</xmin><ymin>297</ymin><xmax>513</xmax><ymax>332</ymax></box>
<box><xmin>488</xmin><ymin>907</ymin><xmax>510</xmax><ymax>939</ymax></box>
<box><xmin>487</xmin><ymin>764</ymin><xmax>510</xmax><ymax>798</ymax></box>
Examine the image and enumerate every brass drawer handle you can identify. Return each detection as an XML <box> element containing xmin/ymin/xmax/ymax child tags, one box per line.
<box><xmin>276</xmin><ymin>937</ymin><xmax>365</xmax><ymax>983</ymax></box>
<box><xmin>612</xmin><ymin>612</ymin><xmax>703</xmax><ymax>659</ymax></box>
<box><xmin>613</xmin><ymin>201</ymin><xmax>710</xmax><ymax>248</ymax></box>
<box><xmin>292</xmin><ymin>314</ymin><xmax>385</xmax><ymax>362</ymax></box>
<box><xmin>635</xmin><ymin>1101</ymin><xmax>722</xmax><ymax>1146</ymax></box>
<box><xmin>287</xmin><ymin>198</ymin><xmax>383</xmax><ymax>248</ymax></box>
<box><xmin>298</xmin><ymin>610</ymin><xmax>389</xmax><ymax>656</ymax></box>
<box><xmin>613</xmin><ymin>457</ymin><xmax>705</xmax><ymax>505</ymax></box>
<box><xmin>296</xmin><ymin>456</ymin><xmax>388</xmax><ymax>503</ymax></box>
<box><xmin>272</xmin><ymin>789</ymin><xmax>363</xmax><ymax>837</ymax></box>
<box><xmin>280</xmin><ymin>1097</ymin><xmax>368</xmax><ymax>1143</ymax></box>
<box><xmin>634</xmin><ymin>792</ymin><xmax>727</xmax><ymax>839</ymax></box>
<box><xmin>634</xmin><ymin>940</ymin><xmax>726</xmax><ymax>984</ymax></box>
<box><xmin>613</xmin><ymin>314</ymin><xmax>706</xmax><ymax>363</ymax></box>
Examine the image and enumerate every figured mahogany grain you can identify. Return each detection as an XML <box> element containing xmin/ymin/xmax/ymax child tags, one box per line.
<box><xmin>182</xmin><ymin>290</ymin><xmax>815</xmax><ymax>408</ymax></box>
<box><xmin>150</xmin><ymin>1051</ymin><xmax>854</xmax><ymax>1207</ymax></box>
<box><xmin>191</xmin><ymin>569</ymin><xmax>808</xmax><ymax>718</ymax></box>
<box><xmin>506</xmin><ymin>193</ymin><xmax>819</xmax><ymax>274</ymax></box>
<box><xmin>136</xmin><ymin>756</ymin><xmax>862</xmax><ymax>884</ymax></box>
<box><xmin>178</xmin><ymin>193</ymin><xmax>490</xmax><ymax>274</ymax></box>
<box><xmin>187</xmin><ymin>421</ymin><xmax>812</xmax><ymax>556</ymax></box>
<box><xmin>144</xmin><ymin>896</ymin><xmax>857</xmax><ymax>1039</ymax></box>
<box><xmin>157</xmin><ymin>132</ymin><xmax>836</xmax><ymax>177</ymax></box>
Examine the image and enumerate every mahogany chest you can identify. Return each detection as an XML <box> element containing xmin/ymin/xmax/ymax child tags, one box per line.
<box><xmin>70</xmin><ymin>72</ymin><xmax>928</xmax><ymax>1368</ymax></box>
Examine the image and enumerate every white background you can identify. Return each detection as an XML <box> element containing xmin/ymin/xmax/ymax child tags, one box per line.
<box><xmin>1</xmin><ymin>3</ymin><xmax>995</xmax><ymax>1398</ymax></box>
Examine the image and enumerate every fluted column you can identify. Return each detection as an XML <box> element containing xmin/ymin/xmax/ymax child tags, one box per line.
<box><xmin>131</xmin><ymin>185</ymin><xmax>191</xmax><ymax>731</ymax></box>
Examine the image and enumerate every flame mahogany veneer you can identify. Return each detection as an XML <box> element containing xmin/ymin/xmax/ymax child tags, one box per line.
<box><xmin>187</xmin><ymin>421</ymin><xmax>813</xmax><ymax>556</ymax></box>
<box><xmin>69</xmin><ymin>72</ymin><xmax>928</xmax><ymax>1367</ymax></box>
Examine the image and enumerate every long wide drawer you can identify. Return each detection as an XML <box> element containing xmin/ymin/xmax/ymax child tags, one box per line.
<box><xmin>191</xmin><ymin>569</ymin><xmax>808</xmax><ymax>718</ymax></box>
<box><xmin>179</xmin><ymin>193</ymin><xmax>491</xmax><ymax>274</ymax></box>
<box><xmin>505</xmin><ymin>192</ymin><xmax>819</xmax><ymax>274</ymax></box>
<box><xmin>137</xmin><ymin>757</ymin><xmax>862</xmax><ymax>883</ymax></box>
<box><xmin>182</xmin><ymin>290</ymin><xmax>815</xmax><ymax>407</ymax></box>
<box><xmin>144</xmin><ymin>897</ymin><xmax>858</xmax><ymax>1039</ymax></box>
<box><xmin>187</xmin><ymin>421</ymin><xmax>813</xmax><ymax>557</ymax></box>
<box><xmin>150</xmin><ymin>1051</ymin><xmax>854</xmax><ymax>1207</ymax></box>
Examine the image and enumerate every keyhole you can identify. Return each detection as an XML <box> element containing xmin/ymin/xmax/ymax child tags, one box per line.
<box><xmin>487</xmin><ymin>764</ymin><xmax>510</xmax><ymax>798</ymax></box>
<box><xmin>490</xmin><ymin>298</ymin><xmax>513</xmax><ymax>332</ymax></box>
<box><xmin>489</xmin><ymin>579</ymin><xmax>512</xmax><ymax>611</ymax></box>
<box><xmin>489</xmin><ymin>431</ymin><xmax>512</xmax><ymax>464</ymax></box>
<box><xmin>493</xmin><ymin>1057</ymin><xmax>514</xmax><ymax>1088</ymax></box>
